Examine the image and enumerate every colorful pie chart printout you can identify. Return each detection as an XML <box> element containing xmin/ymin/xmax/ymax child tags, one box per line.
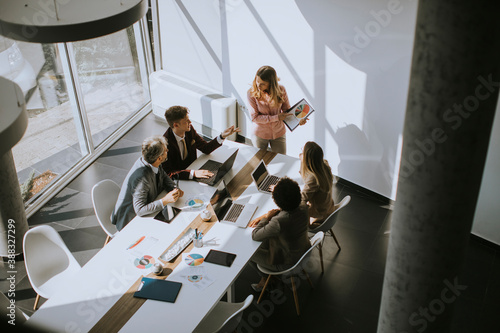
<box><xmin>134</xmin><ymin>255</ymin><xmax>155</xmax><ymax>269</ymax></box>
<box><xmin>188</xmin><ymin>198</ymin><xmax>204</xmax><ymax>208</ymax></box>
<box><xmin>184</xmin><ymin>195</ymin><xmax>206</xmax><ymax>211</ymax></box>
<box><xmin>294</xmin><ymin>103</ymin><xmax>310</xmax><ymax>119</ymax></box>
<box><xmin>188</xmin><ymin>275</ymin><xmax>203</xmax><ymax>283</ymax></box>
<box><xmin>185</xmin><ymin>253</ymin><xmax>205</xmax><ymax>266</ymax></box>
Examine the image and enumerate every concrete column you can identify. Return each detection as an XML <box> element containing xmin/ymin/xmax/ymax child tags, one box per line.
<box><xmin>378</xmin><ymin>1</ymin><xmax>499</xmax><ymax>332</ymax></box>
<box><xmin>0</xmin><ymin>77</ymin><xmax>29</xmax><ymax>256</ymax></box>
<box><xmin>0</xmin><ymin>151</ymin><xmax>29</xmax><ymax>255</ymax></box>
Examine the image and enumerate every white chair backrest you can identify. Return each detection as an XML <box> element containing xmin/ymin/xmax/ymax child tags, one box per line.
<box><xmin>217</xmin><ymin>294</ymin><xmax>254</xmax><ymax>333</ymax></box>
<box><xmin>91</xmin><ymin>179</ymin><xmax>120</xmax><ymax>237</ymax></box>
<box><xmin>310</xmin><ymin>232</ymin><xmax>324</xmax><ymax>247</ymax></box>
<box><xmin>313</xmin><ymin>195</ymin><xmax>351</xmax><ymax>233</ymax></box>
<box><xmin>278</xmin><ymin>231</ymin><xmax>325</xmax><ymax>275</ymax></box>
<box><xmin>23</xmin><ymin>225</ymin><xmax>80</xmax><ymax>295</ymax></box>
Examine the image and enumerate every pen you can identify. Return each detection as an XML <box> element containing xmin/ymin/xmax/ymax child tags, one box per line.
<box><xmin>195</xmin><ymin>228</ymin><xmax>198</xmax><ymax>239</ymax></box>
<box><xmin>127</xmin><ymin>236</ymin><xmax>145</xmax><ymax>250</ymax></box>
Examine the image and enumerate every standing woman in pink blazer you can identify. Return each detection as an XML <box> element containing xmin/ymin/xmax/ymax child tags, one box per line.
<box><xmin>247</xmin><ymin>65</ymin><xmax>292</xmax><ymax>154</ymax></box>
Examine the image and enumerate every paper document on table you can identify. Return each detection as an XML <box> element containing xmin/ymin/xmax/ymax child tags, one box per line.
<box><xmin>127</xmin><ymin>236</ymin><xmax>159</xmax><ymax>258</ymax></box>
<box><xmin>180</xmin><ymin>266</ymin><xmax>215</xmax><ymax>291</ymax></box>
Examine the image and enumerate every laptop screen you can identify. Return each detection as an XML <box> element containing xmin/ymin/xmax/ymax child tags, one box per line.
<box><xmin>214</xmin><ymin>149</ymin><xmax>238</xmax><ymax>183</ymax></box>
<box><xmin>251</xmin><ymin>162</ymin><xmax>268</xmax><ymax>186</ymax></box>
<box><xmin>209</xmin><ymin>182</ymin><xmax>232</xmax><ymax>220</ymax></box>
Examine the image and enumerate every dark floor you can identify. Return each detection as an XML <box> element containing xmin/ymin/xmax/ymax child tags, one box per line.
<box><xmin>2</xmin><ymin>112</ymin><xmax>499</xmax><ymax>332</ymax></box>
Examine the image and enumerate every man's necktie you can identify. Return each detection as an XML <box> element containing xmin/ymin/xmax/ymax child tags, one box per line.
<box><xmin>181</xmin><ymin>138</ymin><xmax>188</xmax><ymax>160</ymax></box>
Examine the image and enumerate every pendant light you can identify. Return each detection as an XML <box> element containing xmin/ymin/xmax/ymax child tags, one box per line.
<box><xmin>0</xmin><ymin>0</ymin><xmax>148</xmax><ymax>43</ymax></box>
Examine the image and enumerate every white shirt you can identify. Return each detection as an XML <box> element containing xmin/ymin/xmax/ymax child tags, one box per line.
<box><xmin>172</xmin><ymin>131</ymin><xmax>224</xmax><ymax>179</ymax></box>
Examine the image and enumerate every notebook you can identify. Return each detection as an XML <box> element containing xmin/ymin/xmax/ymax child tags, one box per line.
<box><xmin>251</xmin><ymin>160</ymin><xmax>280</xmax><ymax>193</ymax></box>
<box><xmin>209</xmin><ymin>180</ymin><xmax>258</xmax><ymax>228</ymax></box>
<box><xmin>197</xmin><ymin>149</ymin><xmax>239</xmax><ymax>186</ymax></box>
<box><xmin>134</xmin><ymin>277</ymin><xmax>182</xmax><ymax>303</ymax></box>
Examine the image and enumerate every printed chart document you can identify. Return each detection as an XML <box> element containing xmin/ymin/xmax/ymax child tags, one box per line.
<box><xmin>283</xmin><ymin>98</ymin><xmax>315</xmax><ymax>131</ymax></box>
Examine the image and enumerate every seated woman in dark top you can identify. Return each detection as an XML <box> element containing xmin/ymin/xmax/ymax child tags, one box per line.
<box><xmin>249</xmin><ymin>177</ymin><xmax>311</xmax><ymax>291</ymax></box>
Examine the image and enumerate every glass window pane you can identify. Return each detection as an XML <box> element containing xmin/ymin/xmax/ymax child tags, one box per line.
<box><xmin>72</xmin><ymin>26</ymin><xmax>150</xmax><ymax>148</ymax></box>
<box><xmin>0</xmin><ymin>37</ymin><xmax>87</xmax><ymax>205</ymax></box>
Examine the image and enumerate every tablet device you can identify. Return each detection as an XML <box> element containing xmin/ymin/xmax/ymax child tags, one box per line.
<box><xmin>154</xmin><ymin>205</ymin><xmax>181</xmax><ymax>223</ymax></box>
<box><xmin>134</xmin><ymin>277</ymin><xmax>182</xmax><ymax>303</ymax></box>
<box><xmin>204</xmin><ymin>249</ymin><xmax>236</xmax><ymax>267</ymax></box>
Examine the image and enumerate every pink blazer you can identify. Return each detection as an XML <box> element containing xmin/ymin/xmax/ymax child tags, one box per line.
<box><xmin>247</xmin><ymin>85</ymin><xmax>291</xmax><ymax>140</ymax></box>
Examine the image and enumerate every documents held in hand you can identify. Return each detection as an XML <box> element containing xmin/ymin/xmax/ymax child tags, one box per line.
<box><xmin>283</xmin><ymin>98</ymin><xmax>314</xmax><ymax>131</ymax></box>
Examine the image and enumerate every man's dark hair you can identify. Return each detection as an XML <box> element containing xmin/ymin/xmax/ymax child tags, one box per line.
<box><xmin>272</xmin><ymin>177</ymin><xmax>301</xmax><ymax>212</ymax></box>
<box><xmin>164</xmin><ymin>105</ymin><xmax>189</xmax><ymax>127</ymax></box>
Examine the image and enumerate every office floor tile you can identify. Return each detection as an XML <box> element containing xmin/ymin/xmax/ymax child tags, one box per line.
<box><xmin>120</xmin><ymin>113</ymin><xmax>167</xmax><ymax>144</ymax></box>
<box><xmin>28</xmin><ymin>188</ymin><xmax>94</xmax><ymax>228</ymax></box>
<box><xmin>65</xmin><ymin>161</ymin><xmax>130</xmax><ymax>194</ymax></box>
<box><xmin>96</xmin><ymin>138</ymin><xmax>142</xmax><ymax>171</ymax></box>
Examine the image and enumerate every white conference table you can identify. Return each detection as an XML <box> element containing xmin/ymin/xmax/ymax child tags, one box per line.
<box><xmin>26</xmin><ymin>140</ymin><xmax>303</xmax><ymax>333</ymax></box>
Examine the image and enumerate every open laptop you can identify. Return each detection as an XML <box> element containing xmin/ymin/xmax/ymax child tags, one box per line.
<box><xmin>251</xmin><ymin>160</ymin><xmax>281</xmax><ymax>193</ymax></box>
<box><xmin>197</xmin><ymin>149</ymin><xmax>239</xmax><ymax>186</ymax></box>
<box><xmin>209</xmin><ymin>180</ymin><xmax>258</xmax><ymax>228</ymax></box>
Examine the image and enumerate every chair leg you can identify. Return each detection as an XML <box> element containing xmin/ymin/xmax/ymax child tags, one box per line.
<box><xmin>104</xmin><ymin>235</ymin><xmax>111</xmax><ymax>246</ymax></box>
<box><xmin>33</xmin><ymin>294</ymin><xmax>40</xmax><ymax>310</ymax></box>
<box><xmin>330</xmin><ymin>229</ymin><xmax>341</xmax><ymax>251</ymax></box>
<box><xmin>290</xmin><ymin>276</ymin><xmax>300</xmax><ymax>315</ymax></box>
<box><xmin>318</xmin><ymin>243</ymin><xmax>324</xmax><ymax>273</ymax></box>
<box><xmin>257</xmin><ymin>275</ymin><xmax>272</xmax><ymax>304</ymax></box>
<box><xmin>302</xmin><ymin>269</ymin><xmax>314</xmax><ymax>288</ymax></box>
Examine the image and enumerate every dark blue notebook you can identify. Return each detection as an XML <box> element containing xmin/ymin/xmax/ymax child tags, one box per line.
<box><xmin>134</xmin><ymin>277</ymin><xmax>182</xmax><ymax>303</ymax></box>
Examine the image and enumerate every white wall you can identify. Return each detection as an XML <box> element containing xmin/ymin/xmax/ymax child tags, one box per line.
<box><xmin>158</xmin><ymin>0</ymin><xmax>418</xmax><ymax>200</ymax></box>
<box><xmin>156</xmin><ymin>0</ymin><xmax>500</xmax><ymax>246</ymax></box>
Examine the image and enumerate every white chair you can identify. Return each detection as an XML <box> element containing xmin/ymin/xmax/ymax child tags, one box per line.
<box><xmin>91</xmin><ymin>179</ymin><xmax>120</xmax><ymax>245</ymax></box>
<box><xmin>309</xmin><ymin>195</ymin><xmax>351</xmax><ymax>252</ymax></box>
<box><xmin>256</xmin><ymin>232</ymin><xmax>325</xmax><ymax>315</ymax></box>
<box><xmin>193</xmin><ymin>294</ymin><xmax>254</xmax><ymax>333</ymax></box>
<box><xmin>23</xmin><ymin>225</ymin><xmax>81</xmax><ymax>310</ymax></box>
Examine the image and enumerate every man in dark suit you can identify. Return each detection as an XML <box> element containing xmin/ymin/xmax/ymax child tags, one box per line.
<box><xmin>161</xmin><ymin>105</ymin><xmax>240</xmax><ymax>180</ymax></box>
<box><xmin>111</xmin><ymin>135</ymin><xmax>184</xmax><ymax>231</ymax></box>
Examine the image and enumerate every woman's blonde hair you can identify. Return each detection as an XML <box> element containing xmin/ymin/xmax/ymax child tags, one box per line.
<box><xmin>300</xmin><ymin>141</ymin><xmax>333</xmax><ymax>192</ymax></box>
<box><xmin>250</xmin><ymin>65</ymin><xmax>285</xmax><ymax>105</ymax></box>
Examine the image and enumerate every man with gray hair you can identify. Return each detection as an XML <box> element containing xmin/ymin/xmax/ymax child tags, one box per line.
<box><xmin>112</xmin><ymin>135</ymin><xmax>184</xmax><ymax>231</ymax></box>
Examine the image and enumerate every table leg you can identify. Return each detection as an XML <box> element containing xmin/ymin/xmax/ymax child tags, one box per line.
<box><xmin>226</xmin><ymin>283</ymin><xmax>235</xmax><ymax>303</ymax></box>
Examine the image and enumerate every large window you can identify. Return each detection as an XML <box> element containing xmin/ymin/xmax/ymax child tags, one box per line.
<box><xmin>0</xmin><ymin>20</ymin><xmax>152</xmax><ymax>212</ymax></box>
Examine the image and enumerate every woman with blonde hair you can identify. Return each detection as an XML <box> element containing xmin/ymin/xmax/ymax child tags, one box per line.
<box><xmin>248</xmin><ymin>65</ymin><xmax>305</xmax><ymax>154</ymax></box>
<box><xmin>300</xmin><ymin>141</ymin><xmax>336</xmax><ymax>227</ymax></box>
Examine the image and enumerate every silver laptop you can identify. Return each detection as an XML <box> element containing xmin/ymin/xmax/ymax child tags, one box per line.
<box><xmin>209</xmin><ymin>180</ymin><xmax>258</xmax><ymax>228</ymax></box>
<box><xmin>251</xmin><ymin>160</ymin><xmax>280</xmax><ymax>193</ymax></box>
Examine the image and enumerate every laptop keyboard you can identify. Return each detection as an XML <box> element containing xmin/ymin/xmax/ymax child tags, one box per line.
<box><xmin>224</xmin><ymin>203</ymin><xmax>245</xmax><ymax>222</ymax></box>
<box><xmin>197</xmin><ymin>160</ymin><xmax>221</xmax><ymax>184</ymax></box>
<box><xmin>259</xmin><ymin>175</ymin><xmax>280</xmax><ymax>192</ymax></box>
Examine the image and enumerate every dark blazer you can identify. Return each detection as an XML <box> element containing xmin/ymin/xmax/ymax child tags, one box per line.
<box><xmin>161</xmin><ymin>126</ymin><xmax>222</xmax><ymax>180</ymax></box>
<box><xmin>252</xmin><ymin>204</ymin><xmax>310</xmax><ymax>266</ymax></box>
<box><xmin>111</xmin><ymin>157</ymin><xmax>176</xmax><ymax>231</ymax></box>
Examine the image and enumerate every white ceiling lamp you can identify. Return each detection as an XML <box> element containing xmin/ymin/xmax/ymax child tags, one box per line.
<box><xmin>0</xmin><ymin>0</ymin><xmax>148</xmax><ymax>43</ymax></box>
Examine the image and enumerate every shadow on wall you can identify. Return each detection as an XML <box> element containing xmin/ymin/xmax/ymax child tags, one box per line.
<box><xmin>333</xmin><ymin>124</ymin><xmax>393</xmax><ymax>196</ymax></box>
<box><xmin>294</xmin><ymin>0</ymin><xmax>417</xmax><ymax>198</ymax></box>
